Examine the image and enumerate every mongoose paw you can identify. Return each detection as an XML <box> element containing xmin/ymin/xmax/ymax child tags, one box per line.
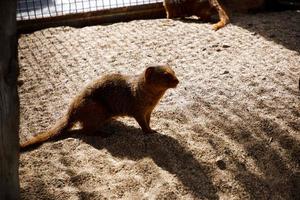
<box><xmin>212</xmin><ymin>23</ymin><xmax>222</xmax><ymax>31</ymax></box>
<box><xmin>212</xmin><ymin>19</ymin><xmax>229</xmax><ymax>31</ymax></box>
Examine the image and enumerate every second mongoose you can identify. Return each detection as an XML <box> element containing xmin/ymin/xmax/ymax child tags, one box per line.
<box><xmin>20</xmin><ymin>64</ymin><xmax>179</xmax><ymax>148</ymax></box>
<box><xmin>163</xmin><ymin>0</ymin><xmax>265</xmax><ymax>30</ymax></box>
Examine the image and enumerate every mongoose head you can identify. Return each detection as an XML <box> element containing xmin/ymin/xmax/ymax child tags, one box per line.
<box><xmin>145</xmin><ymin>65</ymin><xmax>179</xmax><ymax>89</ymax></box>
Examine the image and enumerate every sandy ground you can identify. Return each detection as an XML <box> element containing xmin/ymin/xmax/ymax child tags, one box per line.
<box><xmin>18</xmin><ymin>10</ymin><xmax>300</xmax><ymax>200</ymax></box>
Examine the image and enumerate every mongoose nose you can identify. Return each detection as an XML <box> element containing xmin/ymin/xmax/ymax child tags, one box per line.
<box><xmin>174</xmin><ymin>78</ymin><xmax>179</xmax><ymax>85</ymax></box>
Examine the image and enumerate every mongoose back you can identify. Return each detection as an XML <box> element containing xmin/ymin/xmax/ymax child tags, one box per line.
<box><xmin>20</xmin><ymin>65</ymin><xmax>179</xmax><ymax>149</ymax></box>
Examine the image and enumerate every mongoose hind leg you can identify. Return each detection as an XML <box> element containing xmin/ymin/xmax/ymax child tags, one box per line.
<box><xmin>77</xmin><ymin>100</ymin><xmax>111</xmax><ymax>134</ymax></box>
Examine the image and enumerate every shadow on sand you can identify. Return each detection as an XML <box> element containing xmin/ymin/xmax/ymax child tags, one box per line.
<box><xmin>231</xmin><ymin>10</ymin><xmax>300</xmax><ymax>53</ymax></box>
<box><xmin>189</xmin><ymin>95</ymin><xmax>300</xmax><ymax>199</ymax></box>
<box><xmin>181</xmin><ymin>8</ymin><xmax>300</xmax><ymax>53</ymax></box>
<box><xmin>52</xmin><ymin>121</ymin><xmax>219</xmax><ymax>200</ymax></box>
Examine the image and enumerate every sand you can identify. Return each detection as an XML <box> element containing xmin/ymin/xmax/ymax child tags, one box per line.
<box><xmin>18</xmin><ymin>10</ymin><xmax>300</xmax><ymax>200</ymax></box>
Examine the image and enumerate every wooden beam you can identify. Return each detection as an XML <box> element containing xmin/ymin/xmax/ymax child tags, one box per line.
<box><xmin>0</xmin><ymin>0</ymin><xmax>20</xmax><ymax>199</ymax></box>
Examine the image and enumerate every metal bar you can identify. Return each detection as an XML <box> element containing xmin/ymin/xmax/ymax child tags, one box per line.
<box><xmin>25</xmin><ymin>0</ymin><xmax>31</xmax><ymax>19</ymax></box>
<box><xmin>61</xmin><ymin>0</ymin><xmax>64</xmax><ymax>15</ymax></box>
<box><xmin>68</xmin><ymin>0</ymin><xmax>72</xmax><ymax>13</ymax></box>
<box><xmin>53</xmin><ymin>0</ymin><xmax>58</xmax><ymax>16</ymax></box>
<box><xmin>39</xmin><ymin>0</ymin><xmax>44</xmax><ymax>18</ymax></box>
<box><xmin>81</xmin><ymin>0</ymin><xmax>84</xmax><ymax>12</ymax></box>
<box><xmin>101</xmin><ymin>0</ymin><xmax>104</xmax><ymax>9</ymax></box>
<box><xmin>74</xmin><ymin>0</ymin><xmax>78</xmax><ymax>13</ymax></box>
<box><xmin>17</xmin><ymin>0</ymin><xmax>23</xmax><ymax>20</ymax></box>
<box><xmin>46</xmin><ymin>0</ymin><xmax>52</xmax><ymax>17</ymax></box>
<box><xmin>32</xmin><ymin>0</ymin><xmax>37</xmax><ymax>18</ymax></box>
<box><xmin>88</xmin><ymin>0</ymin><xmax>91</xmax><ymax>11</ymax></box>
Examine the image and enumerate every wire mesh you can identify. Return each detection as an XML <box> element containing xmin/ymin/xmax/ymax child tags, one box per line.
<box><xmin>17</xmin><ymin>0</ymin><xmax>163</xmax><ymax>20</ymax></box>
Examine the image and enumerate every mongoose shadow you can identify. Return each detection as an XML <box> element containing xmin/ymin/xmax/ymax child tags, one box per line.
<box><xmin>53</xmin><ymin>120</ymin><xmax>219</xmax><ymax>200</ymax></box>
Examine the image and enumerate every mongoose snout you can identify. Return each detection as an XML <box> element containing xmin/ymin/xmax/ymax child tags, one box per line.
<box><xmin>167</xmin><ymin>76</ymin><xmax>179</xmax><ymax>88</ymax></box>
<box><xmin>145</xmin><ymin>65</ymin><xmax>179</xmax><ymax>89</ymax></box>
<box><xmin>170</xmin><ymin>77</ymin><xmax>179</xmax><ymax>87</ymax></box>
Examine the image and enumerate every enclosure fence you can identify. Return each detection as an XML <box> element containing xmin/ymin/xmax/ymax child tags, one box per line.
<box><xmin>17</xmin><ymin>0</ymin><xmax>163</xmax><ymax>20</ymax></box>
<box><xmin>16</xmin><ymin>0</ymin><xmax>165</xmax><ymax>32</ymax></box>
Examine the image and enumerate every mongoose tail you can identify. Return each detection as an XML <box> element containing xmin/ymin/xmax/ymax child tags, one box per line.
<box><xmin>20</xmin><ymin>114</ymin><xmax>71</xmax><ymax>149</ymax></box>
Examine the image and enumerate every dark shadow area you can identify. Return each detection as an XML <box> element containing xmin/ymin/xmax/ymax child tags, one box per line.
<box><xmin>192</xmin><ymin>96</ymin><xmax>300</xmax><ymax>199</ymax></box>
<box><xmin>20</xmin><ymin>179</ymin><xmax>60</xmax><ymax>200</ymax></box>
<box><xmin>178</xmin><ymin>3</ymin><xmax>300</xmax><ymax>53</ymax></box>
<box><xmin>230</xmin><ymin>10</ymin><xmax>300</xmax><ymax>52</ymax></box>
<box><xmin>52</xmin><ymin>121</ymin><xmax>219</xmax><ymax>200</ymax></box>
<box><xmin>234</xmin><ymin>1</ymin><xmax>300</xmax><ymax>52</ymax></box>
<box><xmin>20</xmin><ymin>142</ymin><xmax>44</xmax><ymax>152</ymax></box>
<box><xmin>20</xmin><ymin>177</ymin><xmax>88</xmax><ymax>200</ymax></box>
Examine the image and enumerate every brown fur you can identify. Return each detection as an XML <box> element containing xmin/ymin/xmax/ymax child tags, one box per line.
<box><xmin>163</xmin><ymin>0</ymin><xmax>265</xmax><ymax>30</ymax></box>
<box><xmin>20</xmin><ymin>65</ymin><xmax>179</xmax><ymax>148</ymax></box>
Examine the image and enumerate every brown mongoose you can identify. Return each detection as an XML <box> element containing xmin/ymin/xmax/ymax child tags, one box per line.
<box><xmin>163</xmin><ymin>0</ymin><xmax>229</xmax><ymax>30</ymax></box>
<box><xmin>20</xmin><ymin>65</ymin><xmax>179</xmax><ymax>148</ymax></box>
<box><xmin>163</xmin><ymin>0</ymin><xmax>265</xmax><ymax>30</ymax></box>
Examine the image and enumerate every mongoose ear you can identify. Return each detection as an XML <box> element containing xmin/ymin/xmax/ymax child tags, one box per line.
<box><xmin>145</xmin><ymin>67</ymin><xmax>155</xmax><ymax>81</ymax></box>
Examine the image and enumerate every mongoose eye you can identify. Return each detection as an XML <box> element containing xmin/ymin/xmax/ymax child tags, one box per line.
<box><xmin>164</xmin><ymin>72</ymin><xmax>172</xmax><ymax>78</ymax></box>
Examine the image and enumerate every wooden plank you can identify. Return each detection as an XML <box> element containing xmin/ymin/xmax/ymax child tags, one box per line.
<box><xmin>0</xmin><ymin>0</ymin><xmax>20</xmax><ymax>199</ymax></box>
<box><xmin>17</xmin><ymin>3</ymin><xmax>166</xmax><ymax>33</ymax></box>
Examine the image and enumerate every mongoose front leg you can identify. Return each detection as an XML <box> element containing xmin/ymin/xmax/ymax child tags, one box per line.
<box><xmin>145</xmin><ymin>111</ymin><xmax>152</xmax><ymax>126</ymax></box>
<box><xmin>135</xmin><ymin>114</ymin><xmax>153</xmax><ymax>134</ymax></box>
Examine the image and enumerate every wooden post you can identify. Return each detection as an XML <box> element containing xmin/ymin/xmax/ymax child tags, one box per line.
<box><xmin>0</xmin><ymin>0</ymin><xmax>20</xmax><ymax>199</ymax></box>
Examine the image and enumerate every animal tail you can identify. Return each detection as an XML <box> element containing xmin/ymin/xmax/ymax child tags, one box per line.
<box><xmin>20</xmin><ymin>113</ymin><xmax>73</xmax><ymax>149</ymax></box>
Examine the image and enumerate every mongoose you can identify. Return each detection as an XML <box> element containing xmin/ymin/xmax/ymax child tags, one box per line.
<box><xmin>163</xmin><ymin>0</ymin><xmax>265</xmax><ymax>30</ymax></box>
<box><xmin>20</xmin><ymin>65</ymin><xmax>179</xmax><ymax>148</ymax></box>
<box><xmin>163</xmin><ymin>0</ymin><xmax>230</xmax><ymax>30</ymax></box>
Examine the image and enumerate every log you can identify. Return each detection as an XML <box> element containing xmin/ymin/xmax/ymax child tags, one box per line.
<box><xmin>0</xmin><ymin>0</ymin><xmax>20</xmax><ymax>199</ymax></box>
